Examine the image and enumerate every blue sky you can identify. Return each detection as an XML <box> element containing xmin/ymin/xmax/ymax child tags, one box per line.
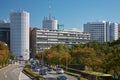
<box><xmin>0</xmin><ymin>0</ymin><xmax>120</xmax><ymax>31</ymax></box>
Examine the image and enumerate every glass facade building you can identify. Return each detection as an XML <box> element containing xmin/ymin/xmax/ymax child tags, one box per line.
<box><xmin>0</xmin><ymin>20</ymin><xmax>10</xmax><ymax>47</ymax></box>
<box><xmin>84</xmin><ymin>21</ymin><xmax>118</xmax><ymax>43</ymax></box>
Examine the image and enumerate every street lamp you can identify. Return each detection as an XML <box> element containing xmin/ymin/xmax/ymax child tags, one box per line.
<box><xmin>66</xmin><ymin>53</ymin><xmax>68</xmax><ymax>71</ymax></box>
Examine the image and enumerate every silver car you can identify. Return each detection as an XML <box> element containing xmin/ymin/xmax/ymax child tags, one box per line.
<box><xmin>56</xmin><ymin>68</ymin><xmax>64</xmax><ymax>74</ymax></box>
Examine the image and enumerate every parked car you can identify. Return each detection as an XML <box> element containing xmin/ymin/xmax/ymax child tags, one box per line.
<box><xmin>57</xmin><ymin>76</ymin><xmax>68</xmax><ymax>80</ymax></box>
<box><xmin>39</xmin><ymin>69</ymin><xmax>47</xmax><ymax>75</ymax></box>
<box><xmin>56</xmin><ymin>68</ymin><xmax>64</xmax><ymax>74</ymax></box>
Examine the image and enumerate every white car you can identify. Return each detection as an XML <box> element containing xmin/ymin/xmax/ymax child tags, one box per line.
<box><xmin>56</xmin><ymin>68</ymin><xmax>64</xmax><ymax>74</ymax></box>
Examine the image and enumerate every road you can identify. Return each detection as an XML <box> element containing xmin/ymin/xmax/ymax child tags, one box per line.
<box><xmin>44</xmin><ymin>72</ymin><xmax>78</xmax><ymax>80</ymax></box>
<box><xmin>35</xmin><ymin>70</ymin><xmax>78</xmax><ymax>80</ymax></box>
<box><xmin>0</xmin><ymin>63</ymin><xmax>31</xmax><ymax>80</ymax></box>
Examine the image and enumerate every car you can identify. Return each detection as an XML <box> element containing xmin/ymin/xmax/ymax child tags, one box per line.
<box><xmin>39</xmin><ymin>69</ymin><xmax>47</xmax><ymax>75</ymax></box>
<box><xmin>47</xmin><ymin>67</ymin><xmax>53</xmax><ymax>72</ymax></box>
<box><xmin>34</xmin><ymin>67</ymin><xmax>40</xmax><ymax>72</ymax></box>
<box><xmin>44</xmin><ymin>77</ymin><xmax>57</xmax><ymax>80</ymax></box>
<box><xmin>57</xmin><ymin>76</ymin><xmax>68</xmax><ymax>80</ymax></box>
<box><xmin>56</xmin><ymin>68</ymin><xmax>64</xmax><ymax>74</ymax></box>
<box><xmin>34</xmin><ymin>68</ymin><xmax>40</xmax><ymax>72</ymax></box>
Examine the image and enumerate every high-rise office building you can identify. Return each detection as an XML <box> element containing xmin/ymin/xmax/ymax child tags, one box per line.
<box><xmin>0</xmin><ymin>20</ymin><xmax>10</xmax><ymax>47</ymax></box>
<box><xmin>84</xmin><ymin>21</ymin><xmax>118</xmax><ymax>43</ymax></box>
<box><xmin>10</xmin><ymin>11</ymin><xmax>30</xmax><ymax>60</ymax></box>
<box><xmin>42</xmin><ymin>16</ymin><xmax>58</xmax><ymax>30</ymax></box>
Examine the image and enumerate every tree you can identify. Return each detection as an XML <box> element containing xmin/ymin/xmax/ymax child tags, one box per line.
<box><xmin>0</xmin><ymin>41</ymin><xmax>10</xmax><ymax>67</ymax></box>
<box><xmin>35</xmin><ymin>52</ymin><xmax>42</xmax><ymax>61</ymax></box>
<box><xmin>44</xmin><ymin>49</ymin><xmax>59</xmax><ymax>64</ymax></box>
<box><xmin>70</xmin><ymin>46</ymin><xmax>96</xmax><ymax>69</ymax></box>
<box><xmin>43</xmin><ymin>44</ymin><xmax>71</xmax><ymax>65</ymax></box>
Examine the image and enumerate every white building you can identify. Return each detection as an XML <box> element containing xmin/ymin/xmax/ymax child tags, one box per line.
<box><xmin>10</xmin><ymin>11</ymin><xmax>30</xmax><ymax>60</ymax></box>
<box><xmin>109</xmin><ymin>23</ymin><xmax>118</xmax><ymax>41</ymax></box>
<box><xmin>30</xmin><ymin>28</ymin><xmax>90</xmax><ymax>58</ymax></box>
<box><xmin>42</xmin><ymin>16</ymin><xmax>58</xmax><ymax>30</ymax></box>
<box><xmin>84</xmin><ymin>21</ymin><xmax>118</xmax><ymax>43</ymax></box>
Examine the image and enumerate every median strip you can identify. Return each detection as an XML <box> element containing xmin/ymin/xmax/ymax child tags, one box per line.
<box><xmin>22</xmin><ymin>65</ymin><xmax>44</xmax><ymax>80</ymax></box>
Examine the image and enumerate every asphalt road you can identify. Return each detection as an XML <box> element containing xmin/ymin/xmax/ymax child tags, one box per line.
<box><xmin>35</xmin><ymin>70</ymin><xmax>78</xmax><ymax>80</ymax></box>
<box><xmin>0</xmin><ymin>63</ymin><xmax>31</xmax><ymax>80</ymax></box>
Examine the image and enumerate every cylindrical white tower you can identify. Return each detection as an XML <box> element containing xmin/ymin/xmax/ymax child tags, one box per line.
<box><xmin>52</xmin><ymin>19</ymin><xmax>58</xmax><ymax>30</ymax></box>
<box><xmin>10</xmin><ymin>11</ymin><xmax>30</xmax><ymax>60</ymax></box>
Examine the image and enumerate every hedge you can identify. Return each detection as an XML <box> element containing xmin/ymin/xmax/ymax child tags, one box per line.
<box><xmin>60</xmin><ymin>65</ymin><xmax>87</xmax><ymax>80</ymax></box>
<box><xmin>23</xmin><ymin>65</ymin><xmax>44</xmax><ymax>80</ymax></box>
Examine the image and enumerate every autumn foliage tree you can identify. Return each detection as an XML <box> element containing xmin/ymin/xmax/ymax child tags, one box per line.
<box><xmin>42</xmin><ymin>44</ymin><xmax>71</xmax><ymax>65</ymax></box>
<box><xmin>35</xmin><ymin>39</ymin><xmax>120</xmax><ymax>74</ymax></box>
<box><xmin>0</xmin><ymin>41</ymin><xmax>10</xmax><ymax>67</ymax></box>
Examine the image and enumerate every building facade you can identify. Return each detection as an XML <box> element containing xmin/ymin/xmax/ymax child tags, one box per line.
<box><xmin>10</xmin><ymin>11</ymin><xmax>30</xmax><ymax>60</ymax></box>
<box><xmin>42</xmin><ymin>16</ymin><xmax>58</xmax><ymax>30</ymax></box>
<box><xmin>109</xmin><ymin>23</ymin><xmax>118</xmax><ymax>41</ymax></box>
<box><xmin>0</xmin><ymin>20</ymin><xmax>10</xmax><ymax>47</ymax></box>
<box><xmin>57</xmin><ymin>24</ymin><xmax>64</xmax><ymax>31</ymax></box>
<box><xmin>30</xmin><ymin>28</ymin><xmax>90</xmax><ymax>58</ymax></box>
<box><xmin>84</xmin><ymin>21</ymin><xmax>118</xmax><ymax>43</ymax></box>
<box><xmin>118</xmin><ymin>24</ymin><xmax>120</xmax><ymax>38</ymax></box>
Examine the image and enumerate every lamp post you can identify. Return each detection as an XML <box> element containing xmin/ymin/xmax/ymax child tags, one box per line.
<box><xmin>66</xmin><ymin>53</ymin><xmax>68</xmax><ymax>71</ymax></box>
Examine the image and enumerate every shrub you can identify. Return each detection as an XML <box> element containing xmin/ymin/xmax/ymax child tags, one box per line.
<box><xmin>23</xmin><ymin>65</ymin><xmax>44</xmax><ymax>80</ymax></box>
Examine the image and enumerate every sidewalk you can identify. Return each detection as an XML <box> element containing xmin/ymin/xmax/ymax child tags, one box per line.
<box><xmin>19</xmin><ymin>72</ymin><xmax>32</xmax><ymax>80</ymax></box>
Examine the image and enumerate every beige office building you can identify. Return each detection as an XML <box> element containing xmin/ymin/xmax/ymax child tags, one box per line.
<box><xmin>30</xmin><ymin>28</ymin><xmax>90</xmax><ymax>58</ymax></box>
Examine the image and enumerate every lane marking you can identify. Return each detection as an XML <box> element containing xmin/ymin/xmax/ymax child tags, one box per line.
<box><xmin>19</xmin><ymin>72</ymin><xmax>21</xmax><ymax>80</ymax></box>
<box><xmin>5</xmin><ymin>75</ymin><xmax>7</xmax><ymax>78</ymax></box>
<box><xmin>4</xmin><ymin>70</ymin><xmax>8</xmax><ymax>78</ymax></box>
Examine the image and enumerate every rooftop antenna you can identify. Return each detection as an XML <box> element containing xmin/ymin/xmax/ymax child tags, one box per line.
<box><xmin>48</xmin><ymin>0</ymin><xmax>52</xmax><ymax>20</ymax></box>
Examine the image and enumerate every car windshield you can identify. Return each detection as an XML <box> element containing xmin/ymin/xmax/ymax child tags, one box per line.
<box><xmin>57</xmin><ymin>68</ymin><xmax>62</xmax><ymax>70</ymax></box>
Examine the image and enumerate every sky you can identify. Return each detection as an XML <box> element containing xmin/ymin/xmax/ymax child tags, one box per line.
<box><xmin>0</xmin><ymin>0</ymin><xmax>120</xmax><ymax>31</ymax></box>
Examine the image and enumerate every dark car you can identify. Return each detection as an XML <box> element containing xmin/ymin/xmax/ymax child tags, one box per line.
<box><xmin>47</xmin><ymin>67</ymin><xmax>53</xmax><ymax>72</ymax></box>
<box><xmin>57</xmin><ymin>76</ymin><xmax>68</xmax><ymax>80</ymax></box>
<box><xmin>39</xmin><ymin>69</ymin><xmax>47</xmax><ymax>75</ymax></box>
<box><xmin>44</xmin><ymin>77</ymin><xmax>57</xmax><ymax>80</ymax></box>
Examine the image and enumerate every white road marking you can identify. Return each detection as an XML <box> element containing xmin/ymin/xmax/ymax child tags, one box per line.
<box><xmin>19</xmin><ymin>72</ymin><xmax>31</xmax><ymax>80</ymax></box>
<box><xmin>5</xmin><ymin>75</ymin><xmax>7</xmax><ymax>78</ymax></box>
<box><xmin>4</xmin><ymin>69</ymin><xmax>8</xmax><ymax>78</ymax></box>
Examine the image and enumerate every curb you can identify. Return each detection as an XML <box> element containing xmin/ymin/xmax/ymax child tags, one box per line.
<box><xmin>22</xmin><ymin>70</ymin><xmax>34</xmax><ymax>79</ymax></box>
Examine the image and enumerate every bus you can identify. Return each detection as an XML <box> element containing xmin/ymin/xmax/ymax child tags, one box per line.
<box><xmin>80</xmin><ymin>70</ymin><xmax>112</xmax><ymax>80</ymax></box>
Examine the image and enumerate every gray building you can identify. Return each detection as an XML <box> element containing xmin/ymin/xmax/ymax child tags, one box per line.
<box><xmin>30</xmin><ymin>28</ymin><xmax>90</xmax><ymax>58</ymax></box>
<box><xmin>42</xmin><ymin>16</ymin><xmax>58</xmax><ymax>30</ymax></box>
<box><xmin>0</xmin><ymin>20</ymin><xmax>10</xmax><ymax>47</ymax></box>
